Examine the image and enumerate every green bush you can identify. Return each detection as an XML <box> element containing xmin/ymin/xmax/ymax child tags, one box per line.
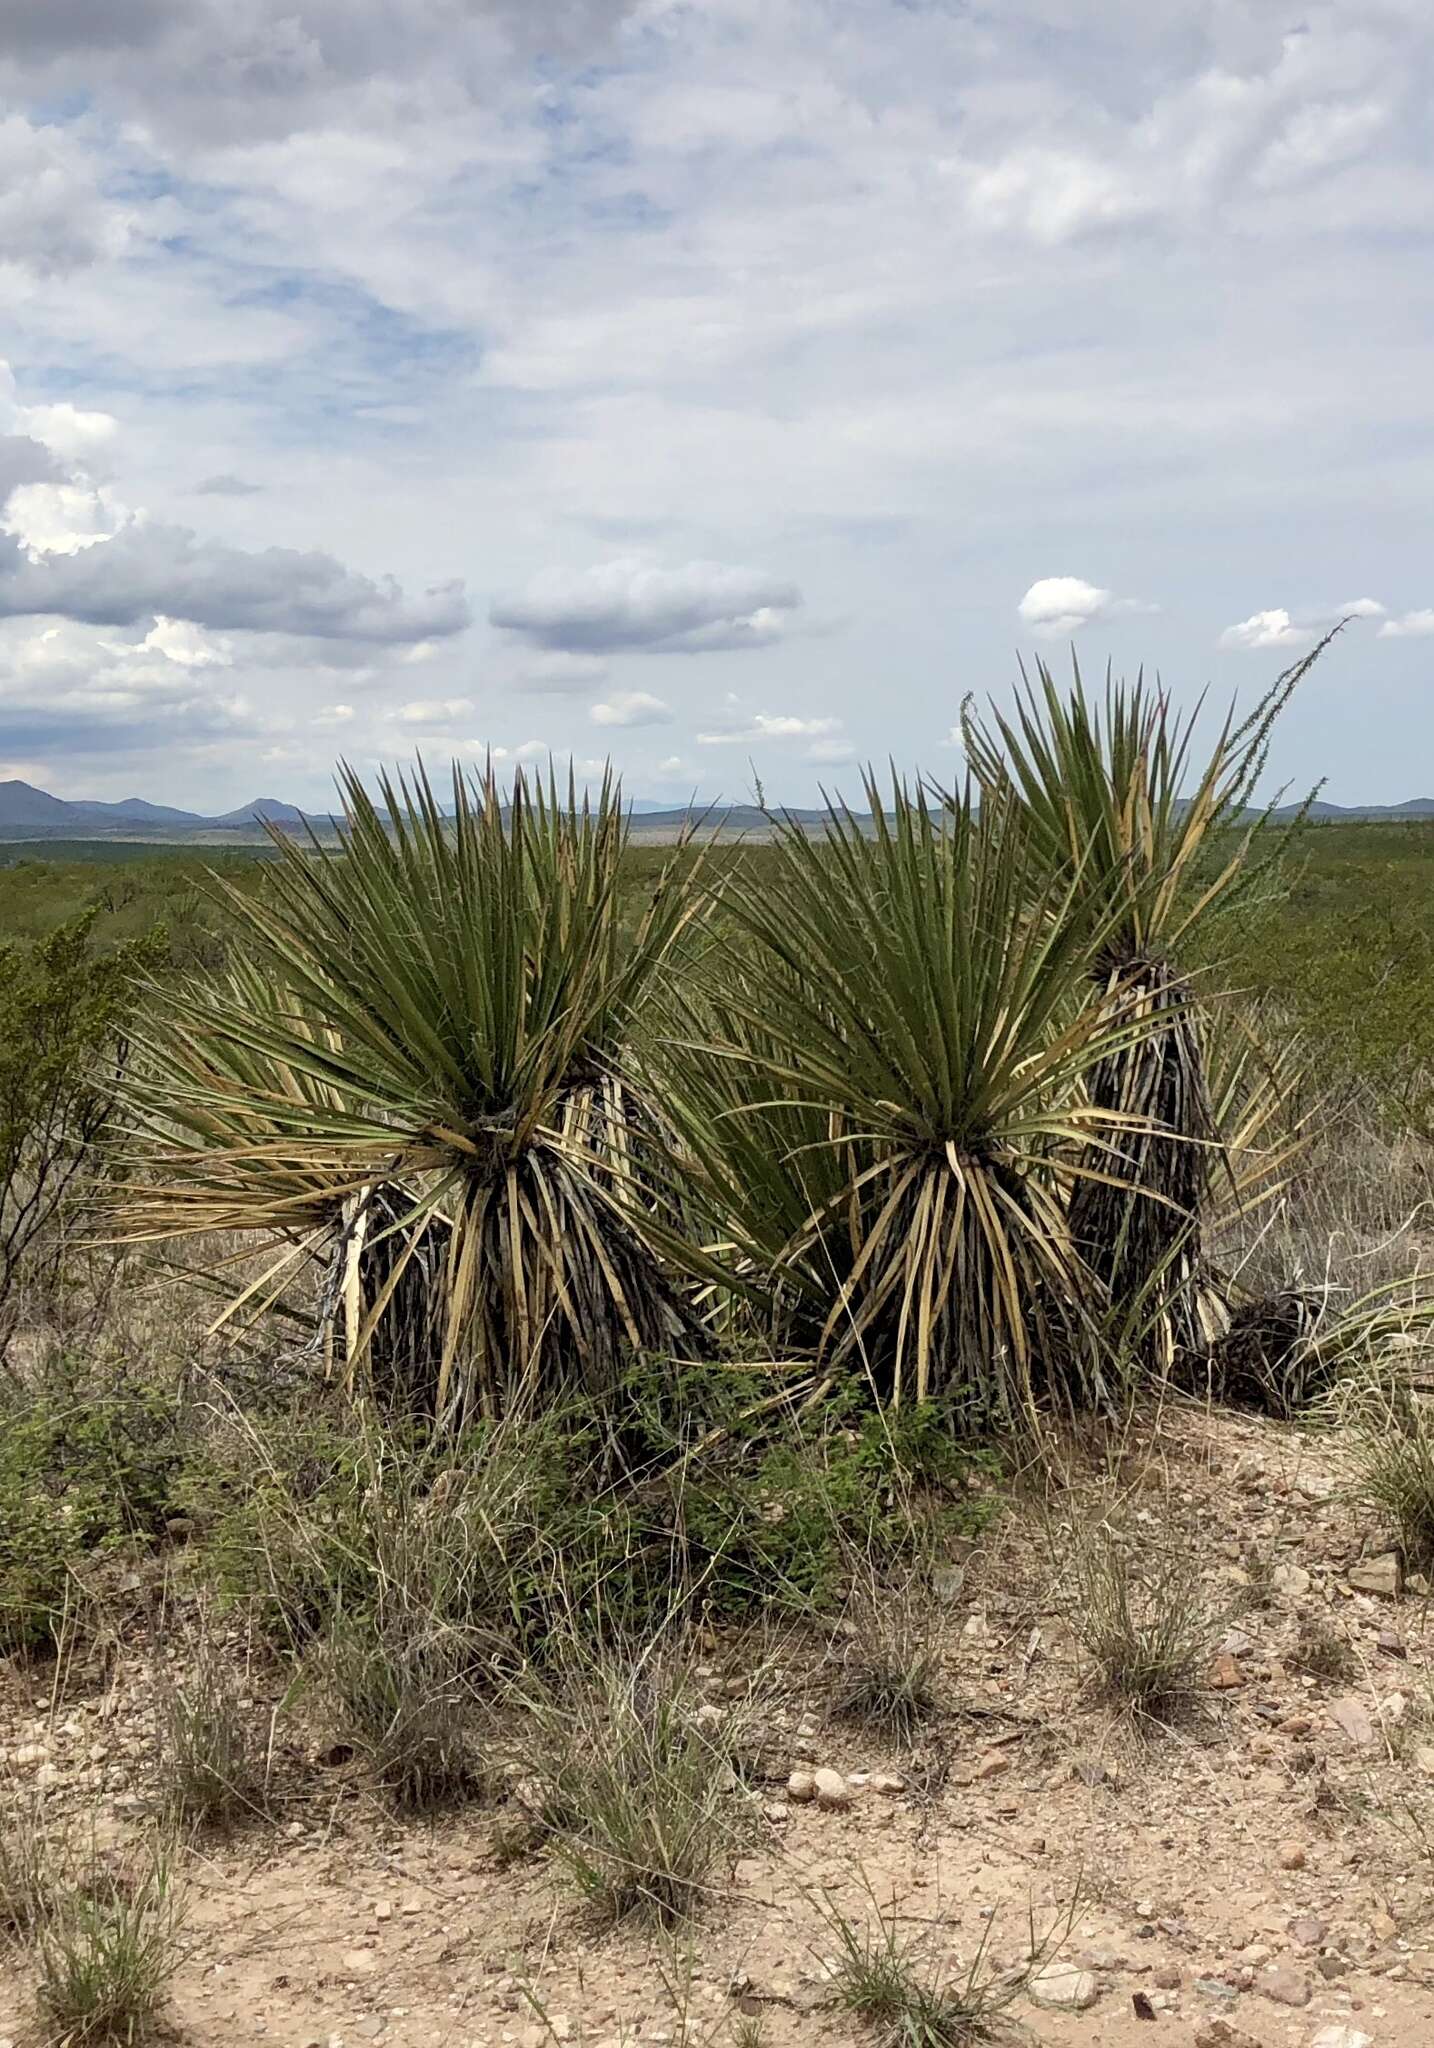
<box><xmin>0</xmin><ymin>1371</ymin><xmax>187</xmax><ymax>1652</ymax></box>
<box><xmin>0</xmin><ymin>909</ymin><xmax>165</xmax><ymax>1356</ymax></box>
<box><xmin>183</xmin><ymin>1368</ymin><xmax>1002</xmax><ymax>1662</ymax></box>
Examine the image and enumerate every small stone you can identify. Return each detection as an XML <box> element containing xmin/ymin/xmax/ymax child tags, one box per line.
<box><xmin>354</xmin><ymin>2024</ymin><xmax>385</xmax><ymax>2042</ymax></box>
<box><xmin>1289</xmin><ymin>1916</ymin><xmax>1329</xmax><ymax>1947</ymax></box>
<box><xmin>1152</xmin><ymin>1964</ymin><xmax>1181</xmax><ymax>1989</ymax></box>
<box><xmin>786</xmin><ymin>1769</ymin><xmax>815</xmax><ymax>1803</ymax></box>
<box><xmin>1329</xmin><ymin>1696</ymin><xmax>1377</xmax><ymax>1749</ymax></box>
<box><xmin>871</xmin><ymin>1771</ymin><xmax>906</xmax><ymax>1795</ymax></box>
<box><xmin>400</xmin><ymin>1895</ymin><xmax>423</xmax><ymax>1915</ymax></box>
<box><xmin>1280</xmin><ymin>1714</ymin><xmax>1314</xmax><ymax>1736</ymax></box>
<box><xmin>1348</xmin><ymin>1553</ymin><xmax>1402</xmax><ymax>1598</ymax></box>
<box><xmin>1193</xmin><ymin>2025</ymin><xmax>1261</xmax><ymax>2048</ymax></box>
<box><xmin>1028</xmin><ymin>1962</ymin><xmax>1097</xmax><ymax>2011</ymax></box>
<box><xmin>342</xmin><ymin>1949</ymin><xmax>377</xmax><ymax>1975</ymax></box>
<box><xmin>373</xmin><ymin>1901</ymin><xmax>393</xmax><ymax>1923</ymax></box>
<box><xmin>1210</xmin><ymin>1652</ymin><xmax>1245</xmax><ymax>1690</ymax></box>
<box><xmin>11</xmin><ymin>1743</ymin><xmax>47</xmax><ymax>1768</ymax></box>
<box><xmin>1218</xmin><ymin>1628</ymin><xmax>1257</xmax><ymax>1659</ymax></box>
<box><xmin>1273</xmin><ymin>1563</ymin><xmax>1312</xmax><ymax>1597</ymax></box>
<box><xmin>1308</xmin><ymin>2031</ymin><xmax>1373</xmax><ymax>2048</ymax></box>
<box><xmin>694</xmin><ymin>1702</ymin><xmax>723</xmax><ymax>1731</ymax></box>
<box><xmin>1258</xmin><ymin>1962</ymin><xmax>1311</xmax><ymax>2007</ymax></box>
<box><xmin>976</xmin><ymin>1752</ymin><xmax>1011</xmax><ymax>1780</ymax></box>
<box><xmin>1377</xmin><ymin>1628</ymin><xmax>1406</xmax><ymax>1658</ymax></box>
<box><xmin>813</xmin><ymin>1767</ymin><xmax>851</xmax><ymax>1810</ymax></box>
<box><xmin>1414</xmin><ymin>1744</ymin><xmax>1434</xmax><ymax>1777</ymax></box>
<box><xmin>1316</xmin><ymin>1954</ymin><xmax>1347</xmax><ymax>1981</ymax></box>
<box><xmin>1278</xmin><ymin>1841</ymin><xmax>1307</xmax><ymax>1871</ymax></box>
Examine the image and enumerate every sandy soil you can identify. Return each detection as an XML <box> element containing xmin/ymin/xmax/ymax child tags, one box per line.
<box><xmin>3</xmin><ymin>1405</ymin><xmax>1433</xmax><ymax>2048</ymax></box>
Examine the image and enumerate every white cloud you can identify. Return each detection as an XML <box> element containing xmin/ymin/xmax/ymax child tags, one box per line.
<box><xmin>492</xmin><ymin>558</ymin><xmax>802</xmax><ymax>655</ymax></box>
<box><xmin>2</xmin><ymin>479</ymin><xmax>130</xmax><ymax>557</ymax></box>
<box><xmin>590</xmin><ymin>690</ymin><xmax>673</xmax><ymax>728</ymax></box>
<box><xmin>1017</xmin><ymin>577</ymin><xmax>1119</xmax><ymax>636</ymax></box>
<box><xmin>141</xmin><ymin>615</ymin><xmax>232</xmax><ymax>667</ymax></box>
<box><xmin>1378</xmin><ymin>610</ymin><xmax>1434</xmax><ymax>640</ymax></box>
<box><xmin>697</xmin><ymin>713</ymin><xmax>842</xmax><ymax>746</ymax></box>
<box><xmin>807</xmin><ymin>737</ymin><xmax>855</xmax><ymax>764</ymax></box>
<box><xmin>1218</xmin><ymin>607</ymin><xmax>1312</xmax><ymax>652</ymax></box>
<box><xmin>385</xmin><ymin>697</ymin><xmax>476</xmax><ymax>725</ymax></box>
<box><xmin>1337</xmin><ymin>597</ymin><xmax>1386</xmax><ymax>620</ymax></box>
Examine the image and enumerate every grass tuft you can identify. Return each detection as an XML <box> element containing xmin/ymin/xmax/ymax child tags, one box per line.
<box><xmin>319</xmin><ymin>1605</ymin><xmax>488</xmax><ymax>1811</ymax></box>
<box><xmin>513</xmin><ymin>1635</ymin><xmax>750</xmax><ymax>1924</ymax></box>
<box><xmin>1068</xmin><ymin>1521</ymin><xmax>1215</xmax><ymax>1725</ymax></box>
<box><xmin>35</xmin><ymin>1837</ymin><xmax>183</xmax><ymax>2047</ymax></box>
<box><xmin>826</xmin><ymin>1567</ymin><xmax>944</xmax><ymax>1744</ymax></box>
<box><xmin>816</xmin><ymin>1879</ymin><xmax>1048</xmax><ymax>2045</ymax></box>
<box><xmin>155</xmin><ymin>1630</ymin><xmax>273</xmax><ymax>1828</ymax></box>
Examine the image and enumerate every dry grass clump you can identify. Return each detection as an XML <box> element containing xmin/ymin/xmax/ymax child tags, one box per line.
<box><xmin>1067</xmin><ymin>1520</ymin><xmax>1217</xmax><ymax>1726</ymax></box>
<box><xmin>0</xmin><ymin>1790</ymin><xmax>51</xmax><ymax>1938</ymax></box>
<box><xmin>155</xmin><ymin>1628</ymin><xmax>274</xmax><ymax>1828</ymax></box>
<box><xmin>319</xmin><ymin>1604</ymin><xmax>488</xmax><ymax>1811</ymax></box>
<box><xmin>35</xmin><ymin>1836</ymin><xmax>184</xmax><ymax>2047</ymax></box>
<box><xmin>815</xmin><ymin>1878</ymin><xmax>1058</xmax><ymax>2046</ymax></box>
<box><xmin>826</xmin><ymin>1566</ymin><xmax>944</xmax><ymax>1744</ymax></box>
<box><xmin>1291</xmin><ymin>1613</ymin><xmax>1356</xmax><ymax>1682</ymax></box>
<box><xmin>512</xmin><ymin>1634</ymin><xmax>752</xmax><ymax>1924</ymax></box>
<box><xmin>1351</xmin><ymin>1403</ymin><xmax>1434</xmax><ymax>1565</ymax></box>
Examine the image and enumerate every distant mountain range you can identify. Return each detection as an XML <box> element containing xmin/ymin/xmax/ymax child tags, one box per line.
<box><xmin>4</xmin><ymin>778</ymin><xmax>1434</xmax><ymax>843</ymax></box>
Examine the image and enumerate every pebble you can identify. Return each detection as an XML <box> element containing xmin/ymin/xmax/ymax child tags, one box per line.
<box><xmin>976</xmin><ymin>1752</ymin><xmax>1011</xmax><ymax>1779</ymax></box>
<box><xmin>1258</xmin><ymin>1962</ymin><xmax>1311</xmax><ymax>2007</ymax></box>
<box><xmin>1274</xmin><ymin>1564</ymin><xmax>1313</xmax><ymax>1597</ymax></box>
<box><xmin>870</xmin><ymin>1770</ymin><xmax>906</xmax><ymax>1795</ymax></box>
<box><xmin>1308</xmin><ymin>2029</ymin><xmax>1373</xmax><ymax>2048</ymax></box>
<box><xmin>1278</xmin><ymin>1841</ymin><xmax>1307</xmax><ymax>1871</ymax></box>
<box><xmin>1210</xmin><ymin>1652</ymin><xmax>1244</xmax><ymax>1690</ymax></box>
<box><xmin>1028</xmin><ymin>1962</ymin><xmax>1098</xmax><ymax>2011</ymax></box>
<box><xmin>786</xmin><ymin>1769</ymin><xmax>815</xmax><ymax>1803</ymax></box>
<box><xmin>813</xmin><ymin>1767</ymin><xmax>851</xmax><ymax>1811</ymax></box>
<box><xmin>1289</xmin><ymin>1916</ymin><xmax>1329</xmax><ymax>1947</ymax></box>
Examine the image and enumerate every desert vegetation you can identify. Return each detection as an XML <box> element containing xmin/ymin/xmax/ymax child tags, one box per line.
<box><xmin>6</xmin><ymin>658</ymin><xmax>1434</xmax><ymax>2044</ymax></box>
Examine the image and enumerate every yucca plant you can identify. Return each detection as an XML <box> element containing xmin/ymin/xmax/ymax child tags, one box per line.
<box><xmin>960</xmin><ymin>637</ymin><xmax>1332</xmax><ymax>1368</ymax></box>
<box><xmin>122</xmin><ymin>763</ymin><xmax>705</xmax><ymax>1427</ymax></box>
<box><xmin>660</xmin><ymin>774</ymin><xmax>1160</xmax><ymax>1421</ymax></box>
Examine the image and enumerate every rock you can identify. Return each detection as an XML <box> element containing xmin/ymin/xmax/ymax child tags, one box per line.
<box><xmin>1289</xmin><ymin>1916</ymin><xmax>1329</xmax><ymax>1947</ymax></box>
<box><xmin>354</xmin><ymin>2024</ymin><xmax>385</xmax><ymax>2042</ymax></box>
<box><xmin>1278</xmin><ymin>1841</ymin><xmax>1307</xmax><ymax>1871</ymax></box>
<box><xmin>1218</xmin><ymin>1628</ymin><xmax>1257</xmax><ymax>1659</ymax></box>
<box><xmin>976</xmin><ymin>1752</ymin><xmax>1011</xmax><ymax>1780</ymax></box>
<box><xmin>1377</xmin><ymin>1628</ymin><xmax>1406</xmax><ymax>1657</ymax></box>
<box><xmin>813</xmin><ymin>1767</ymin><xmax>851</xmax><ymax>1810</ymax></box>
<box><xmin>1194</xmin><ymin>2021</ymin><xmax>1262</xmax><ymax>2047</ymax></box>
<box><xmin>1329</xmin><ymin>1696</ymin><xmax>1377</xmax><ymax>1749</ymax></box>
<box><xmin>1257</xmin><ymin>1962</ymin><xmax>1311</xmax><ymax>2007</ymax></box>
<box><xmin>786</xmin><ymin>1769</ymin><xmax>815</xmax><ymax>1803</ymax></box>
<box><xmin>1028</xmin><ymin>1962</ymin><xmax>1098</xmax><ymax>2011</ymax></box>
<box><xmin>870</xmin><ymin>1770</ymin><xmax>906</xmax><ymax>1795</ymax></box>
<box><xmin>694</xmin><ymin>1702</ymin><xmax>723</xmax><ymax>1731</ymax></box>
<box><xmin>1307</xmin><ymin>2029</ymin><xmax>1372</xmax><ymax>2048</ymax></box>
<box><xmin>10</xmin><ymin>1743</ymin><xmax>48</xmax><ymax>1768</ymax></box>
<box><xmin>1210</xmin><ymin>1652</ymin><xmax>1245</xmax><ymax>1690</ymax></box>
<box><xmin>1348</xmin><ymin>1553</ymin><xmax>1402</xmax><ymax>1598</ymax></box>
<box><xmin>1274</xmin><ymin>1563</ymin><xmax>1312</xmax><ymax>1597</ymax></box>
<box><xmin>1414</xmin><ymin>1744</ymin><xmax>1434</xmax><ymax>1777</ymax></box>
<box><xmin>1152</xmin><ymin>1964</ymin><xmax>1181</xmax><ymax>1989</ymax></box>
<box><xmin>342</xmin><ymin>1949</ymin><xmax>378</xmax><ymax>1975</ymax></box>
<box><xmin>1279</xmin><ymin>1714</ymin><xmax>1314</xmax><ymax>1736</ymax></box>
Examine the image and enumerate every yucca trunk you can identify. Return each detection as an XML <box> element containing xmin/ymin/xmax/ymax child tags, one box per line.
<box><xmin>1067</xmin><ymin>955</ymin><xmax>1212</xmax><ymax>1369</ymax></box>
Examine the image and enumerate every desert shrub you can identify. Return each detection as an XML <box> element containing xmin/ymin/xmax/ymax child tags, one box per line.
<box><xmin>186</xmin><ymin>1368</ymin><xmax>1002</xmax><ymax>1660</ymax></box>
<box><xmin>1067</xmin><ymin>1522</ymin><xmax>1217</xmax><ymax>1725</ymax></box>
<box><xmin>0</xmin><ymin>1368</ymin><xmax>186</xmax><ymax>1652</ymax></box>
<box><xmin>0</xmin><ymin>910</ymin><xmax>164</xmax><ymax>1361</ymax></box>
<box><xmin>512</xmin><ymin>1637</ymin><xmax>751</xmax><ymax>1923</ymax></box>
<box><xmin>35</xmin><ymin>1837</ymin><xmax>183</xmax><ymax>2047</ymax></box>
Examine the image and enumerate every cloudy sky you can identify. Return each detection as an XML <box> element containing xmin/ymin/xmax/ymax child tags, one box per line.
<box><xmin>2</xmin><ymin>1</ymin><xmax>1432</xmax><ymax>811</ymax></box>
